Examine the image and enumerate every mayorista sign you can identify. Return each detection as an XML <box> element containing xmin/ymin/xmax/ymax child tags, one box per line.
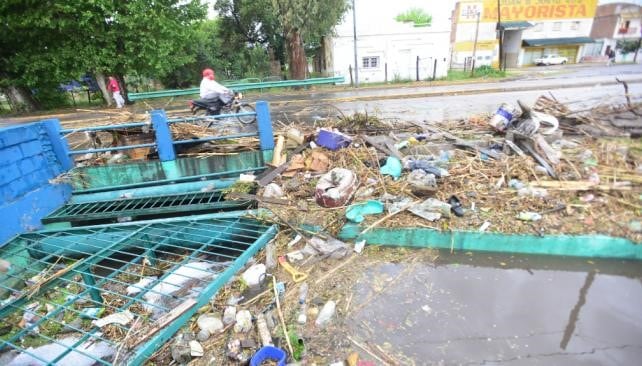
<box><xmin>459</xmin><ymin>0</ymin><xmax>598</xmax><ymax>22</ymax></box>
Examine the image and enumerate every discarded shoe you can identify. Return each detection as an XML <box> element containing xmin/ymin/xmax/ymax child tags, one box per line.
<box><xmin>447</xmin><ymin>195</ymin><xmax>465</xmax><ymax>217</ymax></box>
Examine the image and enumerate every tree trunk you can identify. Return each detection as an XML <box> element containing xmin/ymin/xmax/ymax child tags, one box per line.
<box><xmin>1</xmin><ymin>85</ymin><xmax>38</xmax><ymax>112</ymax></box>
<box><xmin>94</xmin><ymin>72</ymin><xmax>112</xmax><ymax>106</ymax></box>
<box><xmin>286</xmin><ymin>30</ymin><xmax>306</xmax><ymax>80</ymax></box>
<box><xmin>115</xmin><ymin>73</ymin><xmax>130</xmax><ymax>104</ymax></box>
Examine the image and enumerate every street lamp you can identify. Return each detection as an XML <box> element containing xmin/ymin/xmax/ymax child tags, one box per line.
<box><xmin>352</xmin><ymin>0</ymin><xmax>359</xmax><ymax>88</ymax></box>
<box><xmin>497</xmin><ymin>0</ymin><xmax>503</xmax><ymax>70</ymax></box>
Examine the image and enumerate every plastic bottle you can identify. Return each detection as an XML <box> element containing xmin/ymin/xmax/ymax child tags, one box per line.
<box><xmin>265</xmin><ymin>243</ymin><xmax>277</xmax><ymax>270</ymax></box>
<box><xmin>256</xmin><ymin>313</ymin><xmax>273</xmax><ymax>346</ymax></box>
<box><xmin>315</xmin><ymin>300</ymin><xmax>336</xmax><ymax>327</ymax></box>
<box><xmin>297</xmin><ymin>283</ymin><xmax>308</xmax><ymax>325</ymax></box>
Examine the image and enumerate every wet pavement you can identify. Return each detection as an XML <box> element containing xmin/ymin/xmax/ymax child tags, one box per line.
<box><xmin>349</xmin><ymin>251</ymin><xmax>642</xmax><ymax>365</ymax></box>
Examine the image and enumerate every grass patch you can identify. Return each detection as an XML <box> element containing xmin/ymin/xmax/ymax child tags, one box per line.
<box><xmin>443</xmin><ymin>66</ymin><xmax>507</xmax><ymax>81</ymax></box>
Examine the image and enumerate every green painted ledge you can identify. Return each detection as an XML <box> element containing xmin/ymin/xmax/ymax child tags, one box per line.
<box><xmin>338</xmin><ymin>224</ymin><xmax>642</xmax><ymax>261</ymax></box>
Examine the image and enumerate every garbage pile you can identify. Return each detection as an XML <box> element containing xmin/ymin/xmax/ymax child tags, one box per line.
<box><xmin>154</xmin><ymin>96</ymin><xmax>640</xmax><ymax>365</ymax></box>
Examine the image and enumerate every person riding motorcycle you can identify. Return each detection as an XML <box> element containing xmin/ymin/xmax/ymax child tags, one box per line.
<box><xmin>197</xmin><ymin>68</ymin><xmax>232</xmax><ymax>115</ymax></box>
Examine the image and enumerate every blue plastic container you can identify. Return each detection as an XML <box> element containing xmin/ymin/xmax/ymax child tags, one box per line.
<box><xmin>316</xmin><ymin>129</ymin><xmax>352</xmax><ymax>150</ymax></box>
<box><xmin>250</xmin><ymin>346</ymin><xmax>287</xmax><ymax>366</ymax></box>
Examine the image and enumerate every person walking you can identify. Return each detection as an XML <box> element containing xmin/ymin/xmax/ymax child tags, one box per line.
<box><xmin>107</xmin><ymin>76</ymin><xmax>125</xmax><ymax>108</ymax></box>
<box><xmin>606</xmin><ymin>49</ymin><xmax>616</xmax><ymax>67</ymax></box>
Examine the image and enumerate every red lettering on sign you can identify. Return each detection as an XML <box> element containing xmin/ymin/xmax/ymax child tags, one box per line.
<box><xmin>568</xmin><ymin>4</ymin><xmax>577</xmax><ymax>15</ymax></box>
<box><xmin>524</xmin><ymin>6</ymin><xmax>535</xmax><ymax>18</ymax></box>
<box><xmin>554</xmin><ymin>5</ymin><xmax>566</xmax><ymax>17</ymax></box>
<box><xmin>536</xmin><ymin>6</ymin><xmax>549</xmax><ymax>18</ymax></box>
<box><xmin>577</xmin><ymin>4</ymin><xmax>587</xmax><ymax>17</ymax></box>
<box><xmin>512</xmin><ymin>6</ymin><xmax>524</xmax><ymax>19</ymax></box>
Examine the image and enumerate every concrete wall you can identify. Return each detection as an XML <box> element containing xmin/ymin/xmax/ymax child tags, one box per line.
<box><xmin>0</xmin><ymin>121</ymin><xmax>72</xmax><ymax>245</ymax></box>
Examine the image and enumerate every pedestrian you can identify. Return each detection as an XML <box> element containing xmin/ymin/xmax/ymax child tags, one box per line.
<box><xmin>606</xmin><ymin>49</ymin><xmax>616</xmax><ymax>67</ymax></box>
<box><xmin>107</xmin><ymin>76</ymin><xmax>125</xmax><ymax>108</ymax></box>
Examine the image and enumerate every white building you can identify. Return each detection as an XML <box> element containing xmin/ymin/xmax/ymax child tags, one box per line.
<box><xmin>324</xmin><ymin>0</ymin><xmax>452</xmax><ymax>83</ymax></box>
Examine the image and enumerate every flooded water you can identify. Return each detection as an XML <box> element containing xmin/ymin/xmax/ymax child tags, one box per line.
<box><xmin>349</xmin><ymin>251</ymin><xmax>642</xmax><ymax>365</ymax></box>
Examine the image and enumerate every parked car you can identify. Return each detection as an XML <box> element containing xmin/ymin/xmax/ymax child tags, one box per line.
<box><xmin>534</xmin><ymin>54</ymin><xmax>568</xmax><ymax>66</ymax></box>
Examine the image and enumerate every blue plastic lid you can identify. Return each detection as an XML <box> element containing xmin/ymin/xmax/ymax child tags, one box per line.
<box><xmin>250</xmin><ymin>346</ymin><xmax>287</xmax><ymax>366</ymax></box>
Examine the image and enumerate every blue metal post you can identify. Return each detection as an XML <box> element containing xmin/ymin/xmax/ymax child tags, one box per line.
<box><xmin>151</xmin><ymin>110</ymin><xmax>175</xmax><ymax>162</ymax></box>
<box><xmin>41</xmin><ymin>119</ymin><xmax>73</xmax><ymax>170</ymax></box>
<box><xmin>256</xmin><ymin>101</ymin><xmax>274</xmax><ymax>151</ymax></box>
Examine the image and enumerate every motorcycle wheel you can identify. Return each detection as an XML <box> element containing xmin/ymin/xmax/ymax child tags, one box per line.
<box><xmin>235</xmin><ymin>103</ymin><xmax>257</xmax><ymax>124</ymax></box>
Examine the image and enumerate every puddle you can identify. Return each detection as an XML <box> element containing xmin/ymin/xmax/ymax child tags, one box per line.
<box><xmin>348</xmin><ymin>251</ymin><xmax>642</xmax><ymax>365</ymax></box>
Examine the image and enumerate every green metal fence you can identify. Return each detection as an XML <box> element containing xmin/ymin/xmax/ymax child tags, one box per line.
<box><xmin>0</xmin><ymin>212</ymin><xmax>277</xmax><ymax>365</ymax></box>
<box><xmin>128</xmin><ymin>76</ymin><xmax>345</xmax><ymax>101</ymax></box>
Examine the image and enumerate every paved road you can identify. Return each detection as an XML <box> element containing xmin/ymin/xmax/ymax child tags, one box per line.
<box><xmin>1</xmin><ymin>63</ymin><xmax>640</xmax><ymax>126</ymax></box>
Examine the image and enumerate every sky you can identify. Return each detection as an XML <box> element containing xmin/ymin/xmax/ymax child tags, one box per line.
<box><xmin>203</xmin><ymin>0</ymin><xmax>642</xmax><ymax>22</ymax></box>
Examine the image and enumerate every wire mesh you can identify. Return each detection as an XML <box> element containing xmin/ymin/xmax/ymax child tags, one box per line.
<box><xmin>42</xmin><ymin>191</ymin><xmax>253</xmax><ymax>225</ymax></box>
<box><xmin>0</xmin><ymin>215</ymin><xmax>276</xmax><ymax>365</ymax></box>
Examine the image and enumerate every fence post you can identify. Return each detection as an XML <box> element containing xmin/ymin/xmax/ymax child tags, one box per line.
<box><xmin>41</xmin><ymin>118</ymin><xmax>73</xmax><ymax>171</ymax></box>
<box><xmin>256</xmin><ymin>101</ymin><xmax>274</xmax><ymax>151</ymax></box>
<box><xmin>385</xmin><ymin>63</ymin><xmax>388</xmax><ymax>83</ymax></box>
<box><xmin>433</xmin><ymin>59</ymin><xmax>438</xmax><ymax>80</ymax></box>
<box><xmin>151</xmin><ymin>109</ymin><xmax>175</xmax><ymax>162</ymax></box>
<box><xmin>416</xmin><ymin>56</ymin><xmax>420</xmax><ymax>81</ymax></box>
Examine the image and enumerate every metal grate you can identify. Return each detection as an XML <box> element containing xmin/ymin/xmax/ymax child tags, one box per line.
<box><xmin>0</xmin><ymin>212</ymin><xmax>276</xmax><ymax>365</ymax></box>
<box><xmin>42</xmin><ymin>191</ymin><xmax>253</xmax><ymax>225</ymax></box>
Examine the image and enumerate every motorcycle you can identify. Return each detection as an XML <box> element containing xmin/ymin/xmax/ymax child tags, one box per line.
<box><xmin>189</xmin><ymin>91</ymin><xmax>256</xmax><ymax>125</ymax></box>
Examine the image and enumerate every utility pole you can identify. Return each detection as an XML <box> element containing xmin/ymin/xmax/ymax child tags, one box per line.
<box><xmin>497</xmin><ymin>0</ymin><xmax>503</xmax><ymax>70</ymax></box>
<box><xmin>352</xmin><ymin>0</ymin><xmax>359</xmax><ymax>88</ymax></box>
<box><xmin>471</xmin><ymin>11</ymin><xmax>481</xmax><ymax>76</ymax></box>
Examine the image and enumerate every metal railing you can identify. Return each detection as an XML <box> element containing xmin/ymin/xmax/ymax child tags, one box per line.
<box><xmin>58</xmin><ymin>101</ymin><xmax>275</xmax><ymax>163</ymax></box>
<box><xmin>128</xmin><ymin>76</ymin><xmax>345</xmax><ymax>101</ymax></box>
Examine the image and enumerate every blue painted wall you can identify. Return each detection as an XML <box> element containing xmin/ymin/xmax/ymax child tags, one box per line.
<box><xmin>0</xmin><ymin>121</ymin><xmax>71</xmax><ymax>245</ymax></box>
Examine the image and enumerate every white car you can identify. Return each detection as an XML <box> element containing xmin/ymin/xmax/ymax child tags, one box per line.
<box><xmin>534</xmin><ymin>54</ymin><xmax>568</xmax><ymax>66</ymax></box>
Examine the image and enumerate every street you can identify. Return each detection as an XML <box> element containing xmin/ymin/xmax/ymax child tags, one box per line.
<box><xmin>0</xmin><ymin>63</ymin><xmax>640</xmax><ymax>127</ymax></box>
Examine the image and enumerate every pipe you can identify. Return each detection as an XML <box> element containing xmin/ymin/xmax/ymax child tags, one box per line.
<box><xmin>70</xmin><ymin>178</ymin><xmax>237</xmax><ymax>204</ymax></box>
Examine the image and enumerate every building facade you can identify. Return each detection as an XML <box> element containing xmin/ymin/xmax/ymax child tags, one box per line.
<box><xmin>589</xmin><ymin>2</ymin><xmax>642</xmax><ymax>62</ymax></box>
<box><xmin>327</xmin><ymin>0</ymin><xmax>452</xmax><ymax>83</ymax></box>
<box><xmin>452</xmin><ymin>0</ymin><xmax>598</xmax><ymax>68</ymax></box>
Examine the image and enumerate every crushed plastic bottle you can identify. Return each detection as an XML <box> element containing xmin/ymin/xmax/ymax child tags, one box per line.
<box><xmin>297</xmin><ymin>283</ymin><xmax>309</xmax><ymax>325</ymax></box>
<box><xmin>517</xmin><ymin>212</ymin><xmax>542</xmax><ymax>222</ymax></box>
<box><xmin>315</xmin><ymin>300</ymin><xmax>336</xmax><ymax>327</ymax></box>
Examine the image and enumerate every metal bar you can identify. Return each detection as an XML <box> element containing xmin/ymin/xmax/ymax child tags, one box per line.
<box><xmin>172</xmin><ymin>132</ymin><xmax>257</xmax><ymax>145</ymax></box>
<box><xmin>60</xmin><ymin>122</ymin><xmax>149</xmax><ymax>134</ymax></box>
<box><xmin>167</xmin><ymin>112</ymin><xmax>255</xmax><ymax>124</ymax></box>
<box><xmin>72</xmin><ymin>168</ymin><xmax>266</xmax><ymax>194</ymax></box>
<box><xmin>68</xmin><ymin>143</ymin><xmax>157</xmax><ymax>156</ymax></box>
<box><xmin>128</xmin><ymin>76</ymin><xmax>345</xmax><ymax>100</ymax></box>
<box><xmin>128</xmin><ymin>224</ymin><xmax>278</xmax><ymax>364</ymax></box>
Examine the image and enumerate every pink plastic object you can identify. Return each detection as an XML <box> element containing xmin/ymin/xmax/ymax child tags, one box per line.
<box><xmin>315</xmin><ymin>168</ymin><xmax>358</xmax><ymax>208</ymax></box>
<box><xmin>316</xmin><ymin>129</ymin><xmax>352</xmax><ymax>150</ymax></box>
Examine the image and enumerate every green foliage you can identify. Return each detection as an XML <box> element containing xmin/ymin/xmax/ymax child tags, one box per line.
<box><xmin>0</xmin><ymin>0</ymin><xmax>207</xmax><ymax>109</ymax></box>
<box><xmin>395</xmin><ymin>8</ymin><xmax>432</xmax><ymax>26</ymax></box>
<box><xmin>616</xmin><ymin>40</ymin><xmax>641</xmax><ymax>54</ymax></box>
<box><xmin>444</xmin><ymin>67</ymin><xmax>506</xmax><ymax>81</ymax></box>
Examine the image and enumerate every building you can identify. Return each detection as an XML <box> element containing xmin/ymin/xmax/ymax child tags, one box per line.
<box><xmin>451</xmin><ymin>0</ymin><xmax>598</xmax><ymax>68</ymax></box>
<box><xmin>324</xmin><ymin>0</ymin><xmax>452</xmax><ymax>83</ymax></box>
<box><xmin>589</xmin><ymin>2</ymin><xmax>642</xmax><ymax>62</ymax></box>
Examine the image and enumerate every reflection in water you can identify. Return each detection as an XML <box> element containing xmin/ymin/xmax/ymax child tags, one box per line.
<box><xmin>560</xmin><ymin>271</ymin><xmax>595</xmax><ymax>350</ymax></box>
<box><xmin>348</xmin><ymin>252</ymin><xmax>642</xmax><ymax>365</ymax></box>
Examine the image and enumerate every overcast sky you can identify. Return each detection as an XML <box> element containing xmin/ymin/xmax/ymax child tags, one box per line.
<box><xmin>202</xmin><ymin>0</ymin><xmax>642</xmax><ymax>20</ymax></box>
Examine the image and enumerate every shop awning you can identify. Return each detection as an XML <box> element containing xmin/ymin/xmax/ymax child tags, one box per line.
<box><xmin>523</xmin><ymin>37</ymin><xmax>594</xmax><ymax>47</ymax></box>
<box><xmin>500</xmin><ymin>21</ymin><xmax>533</xmax><ymax>30</ymax></box>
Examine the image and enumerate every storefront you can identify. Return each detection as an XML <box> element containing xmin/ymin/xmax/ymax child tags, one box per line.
<box><xmin>521</xmin><ymin>37</ymin><xmax>594</xmax><ymax>65</ymax></box>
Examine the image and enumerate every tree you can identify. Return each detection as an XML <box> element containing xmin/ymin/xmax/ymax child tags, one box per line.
<box><xmin>271</xmin><ymin>0</ymin><xmax>349</xmax><ymax>80</ymax></box>
<box><xmin>0</xmin><ymin>0</ymin><xmax>207</xmax><ymax>110</ymax></box>
<box><xmin>214</xmin><ymin>0</ymin><xmax>283</xmax><ymax>78</ymax></box>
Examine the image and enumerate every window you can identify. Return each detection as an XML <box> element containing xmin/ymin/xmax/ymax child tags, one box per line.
<box><xmin>570</xmin><ymin>21</ymin><xmax>580</xmax><ymax>30</ymax></box>
<box><xmin>553</xmin><ymin>22</ymin><xmax>562</xmax><ymax>31</ymax></box>
<box><xmin>362</xmin><ymin>56</ymin><xmax>380</xmax><ymax>69</ymax></box>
